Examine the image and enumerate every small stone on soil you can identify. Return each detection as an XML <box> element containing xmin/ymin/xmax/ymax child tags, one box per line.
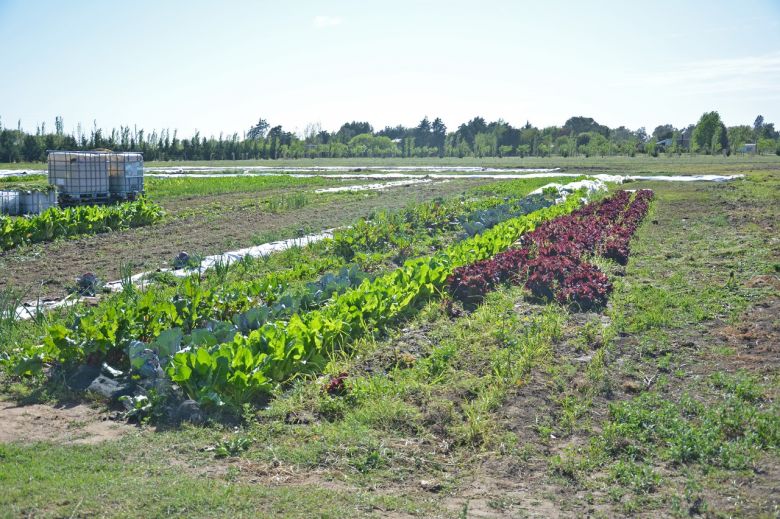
<box><xmin>420</xmin><ymin>479</ymin><xmax>442</xmax><ymax>492</ymax></box>
<box><xmin>87</xmin><ymin>375</ymin><xmax>134</xmax><ymax>401</ymax></box>
<box><xmin>175</xmin><ymin>399</ymin><xmax>204</xmax><ymax>424</ymax></box>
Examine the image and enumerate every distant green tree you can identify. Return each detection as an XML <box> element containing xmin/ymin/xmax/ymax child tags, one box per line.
<box><xmin>753</xmin><ymin>115</ymin><xmax>764</xmax><ymax>135</ymax></box>
<box><xmin>578</xmin><ymin>133</ymin><xmax>609</xmax><ymax>157</ymax></box>
<box><xmin>652</xmin><ymin>124</ymin><xmax>675</xmax><ymax>141</ymax></box>
<box><xmin>247</xmin><ymin>118</ymin><xmax>269</xmax><ymax>140</ymax></box>
<box><xmin>727</xmin><ymin>125</ymin><xmax>754</xmax><ymax>150</ymax></box>
<box><xmin>414</xmin><ymin>116</ymin><xmax>431</xmax><ymax>148</ymax></box>
<box><xmin>554</xmin><ymin>136</ymin><xmax>573</xmax><ymax>157</ymax></box>
<box><xmin>348</xmin><ymin>134</ymin><xmax>399</xmax><ymax>157</ymax></box>
<box><xmin>455</xmin><ymin>117</ymin><xmax>487</xmax><ymax>149</ymax></box>
<box><xmin>431</xmin><ymin>117</ymin><xmax>446</xmax><ymax>157</ymax></box>
<box><xmin>403</xmin><ymin>136</ymin><xmax>415</xmax><ymax>158</ymax></box>
<box><xmin>519</xmin><ymin>125</ymin><xmax>539</xmax><ymax>154</ymax></box>
<box><xmin>562</xmin><ymin>116</ymin><xmax>609</xmax><ymax>137</ymax></box>
<box><xmin>644</xmin><ymin>138</ymin><xmax>658</xmax><ymax>157</ymax></box>
<box><xmin>336</xmin><ymin>121</ymin><xmax>373</xmax><ymax>143</ymax></box>
<box><xmin>449</xmin><ymin>135</ymin><xmax>471</xmax><ymax>157</ymax></box>
<box><xmin>710</xmin><ymin>126</ymin><xmax>725</xmax><ymax>154</ymax></box>
<box><xmin>376</xmin><ymin>125</ymin><xmax>409</xmax><ymax>140</ymax></box>
<box><xmin>22</xmin><ymin>134</ymin><xmax>42</xmax><ymax>161</ymax></box>
<box><xmin>757</xmin><ymin>137</ymin><xmax>777</xmax><ymax>155</ymax></box>
<box><xmin>0</xmin><ymin>129</ymin><xmax>21</xmax><ymax>162</ymax></box>
<box><xmin>667</xmin><ymin>130</ymin><xmax>682</xmax><ymax>155</ymax></box>
<box><xmin>750</xmin><ymin>114</ymin><xmax>778</xmax><ymax>140</ymax></box>
<box><xmin>329</xmin><ymin>142</ymin><xmax>348</xmax><ymax>158</ymax></box>
<box><xmin>474</xmin><ymin>132</ymin><xmax>496</xmax><ymax>157</ymax></box>
<box><xmin>267</xmin><ymin>125</ymin><xmax>283</xmax><ymax>159</ymax></box>
<box><xmin>760</xmin><ymin>122</ymin><xmax>778</xmax><ymax>139</ymax></box>
<box><xmin>692</xmin><ymin>111</ymin><xmax>728</xmax><ymax>153</ymax></box>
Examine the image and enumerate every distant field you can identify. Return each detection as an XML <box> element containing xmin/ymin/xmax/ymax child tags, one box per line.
<box><xmin>3</xmin><ymin>154</ymin><xmax>780</xmax><ymax>176</ymax></box>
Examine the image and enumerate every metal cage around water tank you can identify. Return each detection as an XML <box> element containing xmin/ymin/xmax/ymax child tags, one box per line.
<box><xmin>48</xmin><ymin>151</ymin><xmax>110</xmax><ymax>203</ymax></box>
<box><xmin>19</xmin><ymin>190</ymin><xmax>58</xmax><ymax>214</ymax></box>
<box><xmin>47</xmin><ymin>150</ymin><xmax>144</xmax><ymax>205</ymax></box>
<box><xmin>0</xmin><ymin>190</ymin><xmax>21</xmax><ymax>216</ymax></box>
<box><xmin>108</xmin><ymin>152</ymin><xmax>144</xmax><ymax>199</ymax></box>
<box><xmin>0</xmin><ymin>190</ymin><xmax>57</xmax><ymax>216</ymax></box>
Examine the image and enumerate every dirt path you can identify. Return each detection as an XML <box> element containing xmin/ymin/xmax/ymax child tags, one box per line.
<box><xmin>0</xmin><ymin>398</ymin><xmax>134</xmax><ymax>445</ymax></box>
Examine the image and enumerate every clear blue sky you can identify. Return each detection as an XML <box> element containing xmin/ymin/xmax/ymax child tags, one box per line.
<box><xmin>1</xmin><ymin>0</ymin><xmax>779</xmax><ymax>137</ymax></box>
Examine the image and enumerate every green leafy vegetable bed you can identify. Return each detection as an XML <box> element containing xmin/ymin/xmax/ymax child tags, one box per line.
<box><xmin>13</xmin><ymin>186</ymin><xmax>557</xmax><ymax>378</ymax></box>
<box><xmin>166</xmin><ymin>193</ymin><xmax>582</xmax><ymax>408</ymax></box>
<box><xmin>4</xmin><ymin>183</ymin><xmax>580</xmax><ymax>413</ymax></box>
<box><xmin>0</xmin><ymin>198</ymin><xmax>165</xmax><ymax>251</ymax></box>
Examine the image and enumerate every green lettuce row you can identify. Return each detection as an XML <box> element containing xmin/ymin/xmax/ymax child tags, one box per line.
<box><xmin>167</xmin><ymin>192</ymin><xmax>584</xmax><ymax>409</ymax></box>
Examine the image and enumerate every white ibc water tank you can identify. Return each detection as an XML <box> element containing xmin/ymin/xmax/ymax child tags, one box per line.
<box><xmin>108</xmin><ymin>153</ymin><xmax>144</xmax><ymax>197</ymax></box>
<box><xmin>48</xmin><ymin>151</ymin><xmax>110</xmax><ymax>198</ymax></box>
<box><xmin>18</xmin><ymin>190</ymin><xmax>58</xmax><ymax>214</ymax></box>
<box><xmin>0</xmin><ymin>190</ymin><xmax>21</xmax><ymax>216</ymax></box>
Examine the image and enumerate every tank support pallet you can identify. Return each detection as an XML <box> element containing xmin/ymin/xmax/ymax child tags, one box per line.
<box><xmin>57</xmin><ymin>192</ymin><xmax>145</xmax><ymax>207</ymax></box>
<box><xmin>111</xmin><ymin>191</ymin><xmax>144</xmax><ymax>202</ymax></box>
<box><xmin>58</xmin><ymin>193</ymin><xmax>110</xmax><ymax>206</ymax></box>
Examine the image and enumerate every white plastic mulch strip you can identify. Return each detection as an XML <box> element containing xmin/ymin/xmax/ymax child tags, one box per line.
<box><xmin>14</xmin><ymin>297</ymin><xmax>79</xmax><ymax>320</ymax></box>
<box><xmin>529</xmin><ymin>178</ymin><xmax>610</xmax><ymax>203</ymax></box>
<box><xmin>145</xmin><ymin>171</ymin><xmax>567</xmax><ymax>180</ymax></box>
<box><xmin>0</xmin><ymin>169</ymin><xmax>45</xmax><ymax>178</ymax></box>
<box><xmin>144</xmin><ymin>171</ymin><xmax>744</xmax><ymax>183</ymax></box>
<box><xmin>15</xmin><ymin>230</ymin><xmax>338</xmax><ymax>321</ymax></box>
<box><xmin>172</xmin><ymin>230</ymin><xmax>336</xmax><ymax>278</ymax></box>
<box><xmin>314</xmin><ymin>178</ymin><xmax>437</xmax><ymax>193</ymax></box>
<box><xmin>620</xmin><ymin>174</ymin><xmax>742</xmax><ymax>182</ymax></box>
<box><xmin>146</xmin><ymin>165</ymin><xmax>562</xmax><ymax>174</ymax></box>
<box><xmin>1</xmin><ymin>167</ymin><xmax>743</xmax><ymax>184</ymax></box>
<box><xmin>101</xmin><ymin>230</ymin><xmax>338</xmax><ymax>291</ymax></box>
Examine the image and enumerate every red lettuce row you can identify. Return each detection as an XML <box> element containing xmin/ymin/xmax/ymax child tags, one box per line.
<box><xmin>447</xmin><ymin>189</ymin><xmax>654</xmax><ymax>310</ymax></box>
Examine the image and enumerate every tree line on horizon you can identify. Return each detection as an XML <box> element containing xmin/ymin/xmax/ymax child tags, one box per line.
<box><xmin>0</xmin><ymin>112</ymin><xmax>778</xmax><ymax>163</ymax></box>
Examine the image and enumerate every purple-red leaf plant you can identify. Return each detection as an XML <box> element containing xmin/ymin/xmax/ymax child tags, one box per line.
<box><xmin>447</xmin><ymin>190</ymin><xmax>654</xmax><ymax>310</ymax></box>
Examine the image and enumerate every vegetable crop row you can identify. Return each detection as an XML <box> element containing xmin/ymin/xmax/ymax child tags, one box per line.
<box><xmin>5</xmin><ymin>183</ymin><xmax>573</xmax><ymax>412</ymax></box>
<box><xmin>447</xmin><ymin>189</ymin><xmax>654</xmax><ymax>310</ymax></box>
<box><xmin>13</xmin><ymin>187</ymin><xmax>559</xmax><ymax>378</ymax></box>
<box><xmin>164</xmin><ymin>192</ymin><xmax>583</xmax><ymax>409</ymax></box>
<box><xmin>331</xmin><ymin>191</ymin><xmax>556</xmax><ymax>260</ymax></box>
<box><xmin>0</xmin><ymin>198</ymin><xmax>165</xmax><ymax>251</ymax></box>
<box><xmin>139</xmin><ymin>192</ymin><xmax>562</xmax><ymax>364</ymax></box>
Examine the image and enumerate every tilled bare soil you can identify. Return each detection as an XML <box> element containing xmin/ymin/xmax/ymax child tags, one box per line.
<box><xmin>0</xmin><ymin>179</ymin><xmax>488</xmax><ymax>299</ymax></box>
